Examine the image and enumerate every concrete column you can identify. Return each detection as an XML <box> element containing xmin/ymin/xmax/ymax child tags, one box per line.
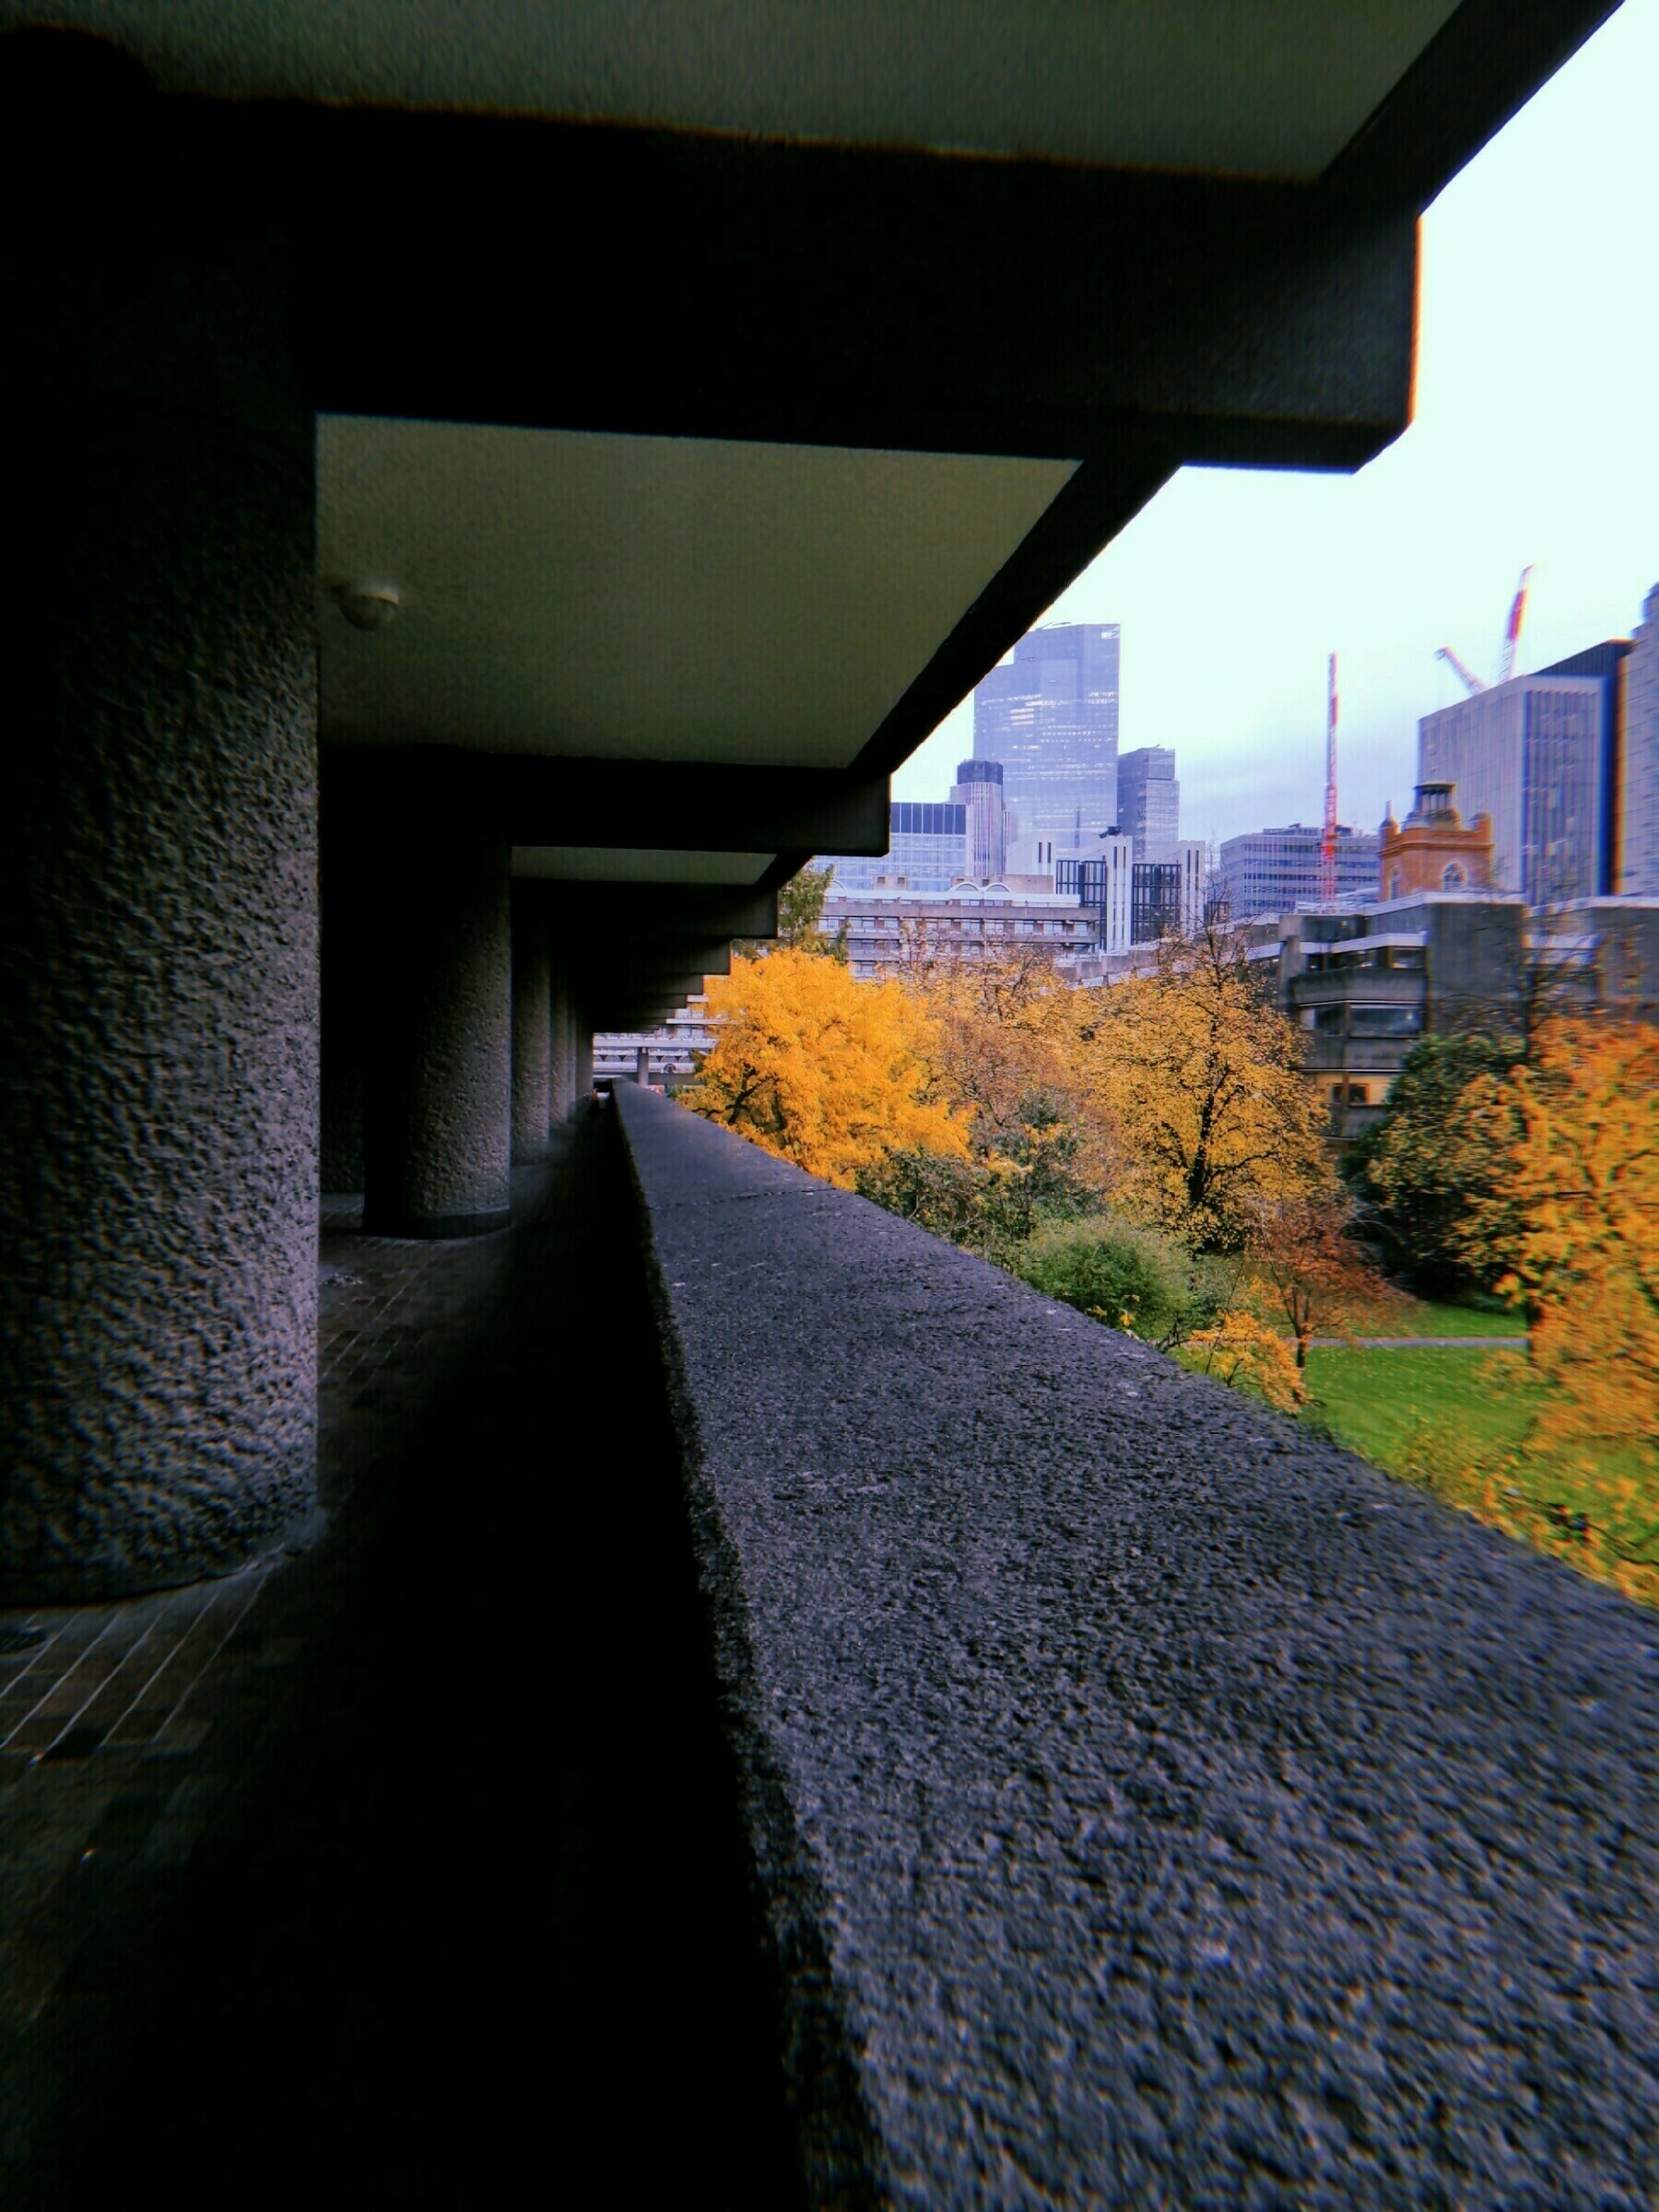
<box><xmin>511</xmin><ymin>890</ymin><xmax>554</xmax><ymax>1164</ymax></box>
<box><xmin>362</xmin><ymin>834</ymin><xmax>513</xmax><ymax>1238</ymax></box>
<box><xmin>0</xmin><ymin>35</ymin><xmax>320</xmax><ymax>1600</ymax></box>
<box><xmin>575</xmin><ymin>1027</ymin><xmax>595</xmax><ymax>1103</ymax></box>
<box><xmin>548</xmin><ymin>956</ymin><xmax>576</xmax><ymax>1122</ymax></box>
<box><xmin>636</xmin><ymin>1046</ymin><xmax>653</xmax><ymax>1087</ymax></box>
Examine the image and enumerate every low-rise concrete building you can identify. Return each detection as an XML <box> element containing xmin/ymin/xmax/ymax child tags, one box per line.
<box><xmin>825</xmin><ymin>879</ymin><xmax>1100</xmax><ymax>979</ymax></box>
<box><xmin>1263</xmin><ymin>893</ymin><xmax>1659</xmax><ymax>1140</ymax></box>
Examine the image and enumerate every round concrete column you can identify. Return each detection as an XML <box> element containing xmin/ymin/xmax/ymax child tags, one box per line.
<box><xmin>363</xmin><ymin>837</ymin><xmax>513</xmax><ymax>1238</ymax></box>
<box><xmin>511</xmin><ymin>892</ymin><xmax>554</xmax><ymax>1165</ymax></box>
<box><xmin>0</xmin><ymin>37</ymin><xmax>320</xmax><ymax>1601</ymax></box>
<box><xmin>548</xmin><ymin>953</ymin><xmax>576</xmax><ymax>1121</ymax></box>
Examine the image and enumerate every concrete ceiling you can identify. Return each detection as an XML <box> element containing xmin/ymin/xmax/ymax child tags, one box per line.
<box><xmin>318</xmin><ymin>418</ymin><xmax>1075</xmax><ymax>766</ymax></box>
<box><xmin>4</xmin><ymin>0</ymin><xmax>1459</xmax><ymax>176</ymax></box>
<box><xmin>512</xmin><ymin>847</ymin><xmax>774</xmax><ymax>885</ymax></box>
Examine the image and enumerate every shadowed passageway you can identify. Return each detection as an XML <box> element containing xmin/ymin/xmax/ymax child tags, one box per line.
<box><xmin>7</xmin><ymin>1109</ymin><xmax>802</xmax><ymax>2208</ymax></box>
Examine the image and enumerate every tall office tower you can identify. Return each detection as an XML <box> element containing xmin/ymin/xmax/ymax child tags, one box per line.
<box><xmin>1217</xmin><ymin>824</ymin><xmax>1380</xmax><ymax>917</ymax></box>
<box><xmin>816</xmin><ymin>802</ymin><xmax>968</xmax><ymax>894</ymax></box>
<box><xmin>1621</xmin><ymin>584</ymin><xmax>1659</xmax><ymax>895</ymax></box>
<box><xmin>1418</xmin><ymin>673</ymin><xmax>1606</xmax><ymax>906</ymax></box>
<box><xmin>1117</xmin><ymin>746</ymin><xmax>1180</xmax><ymax>865</ymax></box>
<box><xmin>949</xmin><ymin>759</ymin><xmax>1010</xmax><ymax>878</ymax></box>
<box><xmin>1538</xmin><ymin>638</ymin><xmax>1634</xmax><ymax>894</ymax></box>
<box><xmin>973</xmin><ymin>623</ymin><xmax>1120</xmax><ymax>849</ymax></box>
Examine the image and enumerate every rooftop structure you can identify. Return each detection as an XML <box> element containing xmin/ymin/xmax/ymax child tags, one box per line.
<box><xmin>1378</xmin><ymin>780</ymin><xmax>1496</xmax><ymax>899</ymax></box>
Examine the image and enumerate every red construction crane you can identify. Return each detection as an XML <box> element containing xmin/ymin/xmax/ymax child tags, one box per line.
<box><xmin>1319</xmin><ymin>652</ymin><xmax>1338</xmax><ymax>903</ymax></box>
<box><xmin>1497</xmin><ymin>563</ymin><xmax>1535</xmax><ymax>686</ymax></box>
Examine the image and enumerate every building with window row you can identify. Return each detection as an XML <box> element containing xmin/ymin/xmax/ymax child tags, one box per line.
<box><xmin>1624</xmin><ymin>584</ymin><xmax>1659</xmax><ymax>897</ymax></box>
<box><xmin>1418</xmin><ymin>671</ymin><xmax>1607</xmax><ymax>906</ymax></box>
<box><xmin>816</xmin><ymin>800</ymin><xmax>968</xmax><ymax>893</ymax></box>
<box><xmin>1216</xmin><ymin>823</ymin><xmax>1381</xmax><ymax>918</ymax></box>
<box><xmin>825</xmin><ymin>882</ymin><xmax>1100</xmax><ymax>980</ymax></box>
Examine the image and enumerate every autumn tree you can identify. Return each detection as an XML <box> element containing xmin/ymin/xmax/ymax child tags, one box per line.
<box><xmin>1244</xmin><ymin>1186</ymin><xmax>1401</xmax><ymax>1367</ymax></box>
<box><xmin>1073</xmin><ymin>922</ymin><xmax>1334</xmax><ymax>1250</ymax></box>
<box><xmin>1474</xmin><ymin>1019</ymin><xmax>1659</xmax><ymax>1465</ymax></box>
<box><xmin>678</xmin><ymin>947</ymin><xmax>963</xmax><ymax>1186</ymax></box>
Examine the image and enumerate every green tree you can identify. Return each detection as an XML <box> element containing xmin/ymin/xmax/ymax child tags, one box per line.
<box><xmin>1344</xmin><ymin>1032</ymin><xmax>1522</xmax><ymax>1291</ymax></box>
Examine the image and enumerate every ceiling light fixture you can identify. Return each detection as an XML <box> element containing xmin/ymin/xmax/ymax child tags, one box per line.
<box><xmin>329</xmin><ymin>580</ymin><xmax>401</xmax><ymax>632</ymax></box>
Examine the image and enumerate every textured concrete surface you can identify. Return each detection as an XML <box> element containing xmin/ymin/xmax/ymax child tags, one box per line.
<box><xmin>511</xmin><ymin>892</ymin><xmax>554</xmax><ymax>1163</ymax></box>
<box><xmin>1</xmin><ymin>173</ymin><xmax>319</xmax><ymax>1600</ymax></box>
<box><xmin>616</xmin><ymin>1086</ymin><xmax>1659</xmax><ymax>2212</ymax></box>
<box><xmin>362</xmin><ymin>835</ymin><xmax>512</xmax><ymax>1238</ymax></box>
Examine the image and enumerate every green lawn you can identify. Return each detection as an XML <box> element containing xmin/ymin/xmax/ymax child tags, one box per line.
<box><xmin>1364</xmin><ymin>1298</ymin><xmax>1527</xmax><ymax>1339</ymax></box>
<box><xmin>1303</xmin><ymin>1344</ymin><xmax>1659</xmax><ymax>1607</ymax></box>
<box><xmin>1303</xmin><ymin>1346</ymin><xmax>1537</xmax><ymax>1460</ymax></box>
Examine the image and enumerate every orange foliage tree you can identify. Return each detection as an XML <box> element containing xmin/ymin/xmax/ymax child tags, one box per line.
<box><xmin>1478</xmin><ymin>1019</ymin><xmax>1659</xmax><ymax>1467</ymax></box>
<box><xmin>1245</xmin><ymin>1186</ymin><xmax>1405</xmax><ymax>1367</ymax></box>
<box><xmin>678</xmin><ymin>947</ymin><xmax>965</xmax><ymax>1187</ymax></box>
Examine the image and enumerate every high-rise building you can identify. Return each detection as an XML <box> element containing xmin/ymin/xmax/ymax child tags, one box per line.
<box><xmin>973</xmin><ymin>623</ymin><xmax>1120</xmax><ymax>850</ymax></box>
<box><xmin>1622</xmin><ymin>583</ymin><xmax>1659</xmax><ymax>896</ymax></box>
<box><xmin>816</xmin><ymin>801</ymin><xmax>968</xmax><ymax>894</ymax></box>
<box><xmin>1216</xmin><ymin>825</ymin><xmax>1380</xmax><ymax>918</ymax></box>
<box><xmin>1117</xmin><ymin>746</ymin><xmax>1180</xmax><ymax>865</ymax></box>
<box><xmin>1536</xmin><ymin>639</ymin><xmax>1633</xmax><ymax>895</ymax></box>
<box><xmin>1418</xmin><ymin>673</ymin><xmax>1606</xmax><ymax>907</ymax></box>
<box><xmin>949</xmin><ymin>759</ymin><xmax>1010</xmax><ymax>878</ymax></box>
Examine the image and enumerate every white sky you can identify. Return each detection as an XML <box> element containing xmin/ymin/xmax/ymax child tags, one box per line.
<box><xmin>893</xmin><ymin>0</ymin><xmax>1659</xmax><ymax>851</ymax></box>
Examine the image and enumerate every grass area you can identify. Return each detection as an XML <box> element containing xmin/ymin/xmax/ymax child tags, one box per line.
<box><xmin>1303</xmin><ymin>1345</ymin><xmax>1659</xmax><ymax>1608</ymax></box>
<box><xmin>1353</xmin><ymin>1297</ymin><xmax>1528</xmax><ymax>1340</ymax></box>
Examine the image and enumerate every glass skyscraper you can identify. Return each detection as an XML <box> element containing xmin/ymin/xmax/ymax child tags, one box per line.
<box><xmin>1116</xmin><ymin>745</ymin><xmax>1180</xmax><ymax>865</ymax></box>
<box><xmin>973</xmin><ymin>623</ymin><xmax>1120</xmax><ymax>852</ymax></box>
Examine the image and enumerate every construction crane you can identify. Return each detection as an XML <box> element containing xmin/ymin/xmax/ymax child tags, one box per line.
<box><xmin>1319</xmin><ymin>652</ymin><xmax>1338</xmax><ymax>903</ymax></box>
<box><xmin>1434</xmin><ymin>644</ymin><xmax>1487</xmax><ymax>696</ymax></box>
<box><xmin>1434</xmin><ymin>564</ymin><xmax>1535</xmax><ymax>694</ymax></box>
<box><xmin>1497</xmin><ymin>563</ymin><xmax>1535</xmax><ymax>686</ymax></box>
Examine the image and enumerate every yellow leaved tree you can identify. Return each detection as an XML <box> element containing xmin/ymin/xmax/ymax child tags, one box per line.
<box><xmin>678</xmin><ymin>947</ymin><xmax>965</xmax><ymax>1186</ymax></box>
<box><xmin>1071</xmin><ymin>924</ymin><xmax>1335</xmax><ymax>1250</ymax></box>
<box><xmin>1479</xmin><ymin>1018</ymin><xmax>1659</xmax><ymax>1468</ymax></box>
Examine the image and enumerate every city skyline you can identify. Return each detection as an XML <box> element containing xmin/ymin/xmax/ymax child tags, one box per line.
<box><xmin>894</xmin><ymin>0</ymin><xmax>1658</xmax><ymax>855</ymax></box>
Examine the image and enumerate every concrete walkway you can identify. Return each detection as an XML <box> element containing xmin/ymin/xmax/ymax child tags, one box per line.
<box><xmin>618</xmin><ymin>1084</ymin><xmax>1659</xmax><ymax>2211</ymax></box>
<box><xmin>0</xmin><ymin>1114</ymin><xmax>801</xmax><ymax>2208</ymax></box>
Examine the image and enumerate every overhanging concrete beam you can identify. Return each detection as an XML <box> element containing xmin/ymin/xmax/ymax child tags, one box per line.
<box><xmin>325</xmin><ymin>747</ymin><xmax>889</xmax><ymax>860</ymax></box>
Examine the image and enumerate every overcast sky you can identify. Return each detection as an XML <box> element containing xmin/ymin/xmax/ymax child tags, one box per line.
<box><xmin>893</xmin><ymin>0</ymin><xmax>1659</xmax><ymax>852</ymax></box>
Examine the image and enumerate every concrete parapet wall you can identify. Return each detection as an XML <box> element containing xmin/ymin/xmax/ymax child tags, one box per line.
<box><xmin>614</xmin><ymin>1085</ymin><xmax>1659</xmax><ymax>2209</ymax></box>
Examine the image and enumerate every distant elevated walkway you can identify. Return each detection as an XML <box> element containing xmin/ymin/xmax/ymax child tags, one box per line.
<box><xmin>616</xmin><ymin>1084</ymin><xmax>1659</xmax><ymax>2209</ymax></box>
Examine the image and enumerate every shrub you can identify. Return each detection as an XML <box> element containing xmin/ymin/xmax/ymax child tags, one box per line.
<box><xmin>1007</xmin><ymin>1214</ymin><xmax>1219</xmax><ymax>1345</ymax></box>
